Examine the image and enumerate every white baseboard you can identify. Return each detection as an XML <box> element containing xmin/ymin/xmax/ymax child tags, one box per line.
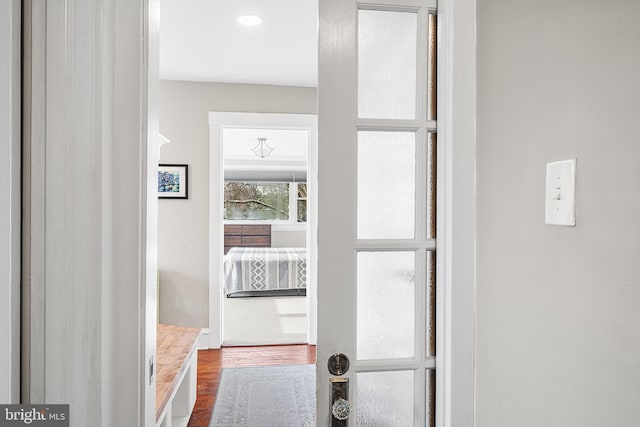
<box><xmin>198</xmin><ymin>328</ymin><xmax>210</xmax><ymax>350</ymax></box>
<box><xmin>223</xmin><ymin>334</ymin><xmax>308</xmax><ymax>347</ymax></box>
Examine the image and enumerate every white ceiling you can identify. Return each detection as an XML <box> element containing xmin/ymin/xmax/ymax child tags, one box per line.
<box><xmin>223</xmin><ymin>128</ymin><xmax>308</xmax><ymax>169</ymax></box>
<box><xmin>160</xmin><ymin>0</ymin><xmax>318</xmax><ymax>87</ymax></box>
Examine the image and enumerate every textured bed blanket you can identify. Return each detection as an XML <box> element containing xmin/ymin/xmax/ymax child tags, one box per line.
<box><xmin>224</xmin><ymin>247</ymin><xmax>307</xmax><ymax>296</ymax></box>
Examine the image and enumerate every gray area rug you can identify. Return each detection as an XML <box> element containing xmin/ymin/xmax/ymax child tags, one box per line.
<box><xmin>209</xmin><ymin>364</ymin><xmax>316</xmax><ymax>427</ymax></box>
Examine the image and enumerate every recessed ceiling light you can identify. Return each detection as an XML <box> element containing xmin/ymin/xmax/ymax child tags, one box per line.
<box><xmin>238</xmin><ymin>15</ymin><xmax>262</xmax><ymax>27</ymax></box>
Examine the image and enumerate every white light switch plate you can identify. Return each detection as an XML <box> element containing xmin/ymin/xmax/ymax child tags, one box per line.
<box><xmin>545</xmin><ymin>159</ymin><xmax>576</xmax><ymax>226</ymax></box>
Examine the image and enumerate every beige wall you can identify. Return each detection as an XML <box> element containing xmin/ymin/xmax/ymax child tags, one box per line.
<box><xmin>158</xmin><ymin>80</ymin><xmax>317</xmax><ymax>327</ymax></box>
<box><xmin>271</xmin><ymin>229</ymin><xmax>306</xmax><ymax>248</ymax></box>
<box><xmin>476</xmin><ymin>1</ymin><xmax>640</xmax><ymax>426</ymax></box>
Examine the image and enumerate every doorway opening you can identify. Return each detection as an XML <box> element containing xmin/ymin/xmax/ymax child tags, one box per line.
<box><xmin>156</xmin><ymin>1</ymin><xmax>318</xmax><ymax>344</ymax></box>
<box><xmin>155</xmin><ymin>2</ymin><xmax>319</xmax><ymax>425</ymax></box>
<box><xmin>155</xmin><ymin>0</ymin><xmax>451</xmax><ymax>425</ymax></box>
<box><xmin>210</xmin><ymin>112</ymin><xmax>318</xmax><ymax>348</ymax></box>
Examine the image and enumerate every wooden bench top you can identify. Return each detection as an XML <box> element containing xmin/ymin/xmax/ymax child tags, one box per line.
<box><xmin>156</xmin><ymin>323</ymin><xmax>201</xmax><ymax>421</ymax></box>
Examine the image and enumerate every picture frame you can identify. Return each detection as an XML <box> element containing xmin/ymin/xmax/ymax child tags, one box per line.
<box><xmin>158</xmin><ymin>164</ymin><xmax>189</xmax><ymax>199</ymax></box>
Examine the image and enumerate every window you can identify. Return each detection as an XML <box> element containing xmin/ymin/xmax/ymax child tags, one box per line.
<box><xmin>297</xmin><ymin>183</ymin><xmax>307</xmax><ymax>223</ymax></box>
<box><xmin>224</xmin><ymin>181</ymin><xmax>307</xmax><ymax>223</ymax></box>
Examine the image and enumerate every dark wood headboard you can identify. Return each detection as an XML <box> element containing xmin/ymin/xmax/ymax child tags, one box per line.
<box><xmin>224</xmin><ymin>225</ymin><xmax>271</xmax><ymax>254</ymax></box>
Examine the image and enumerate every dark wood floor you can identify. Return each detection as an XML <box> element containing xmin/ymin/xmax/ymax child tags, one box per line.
<box><xmin>186</xmin><ymin>344</ymin><xmax>317</xmax><ymax>427</ymax></box>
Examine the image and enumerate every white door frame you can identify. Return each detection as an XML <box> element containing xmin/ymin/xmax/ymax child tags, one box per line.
<box><xmin>23</xmin><ymin>0</ymin><xmax>158</xmax><ymax>425</ymax></box>
<box><xmin>0</xmin><ymin>0</ymin><xmax>21</xmax><ymax>404</ymax></box>
<box><xmin>208</xmin><ymin>112</ymin><xmax>318</xmax><ymax>348</ymax></box>
<box><xmin>437</xmin><ymin>0</ymin><xmax>477</xmax><ymax>425</ymax></box>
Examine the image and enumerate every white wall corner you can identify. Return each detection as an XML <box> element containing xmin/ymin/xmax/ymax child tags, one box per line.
<box><xmin>198</xmin><ymin>328</ymin><xmax>210</xmax><ymax>350</ymax></box>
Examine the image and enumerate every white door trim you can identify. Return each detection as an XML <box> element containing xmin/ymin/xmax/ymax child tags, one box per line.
<box><xmin>0</xmin><ymin>0</ymin><xmax>21</xmax><ymax>404</ymax></box>
<box><xmin>208</xmin><ymin>112</ymin><xmax>318</xmax><ymax>348</ymax></box>
<box><xmin>437</xmin><ymin>0</ymin><xmax>477</xmax><ymax>425</ymax></box>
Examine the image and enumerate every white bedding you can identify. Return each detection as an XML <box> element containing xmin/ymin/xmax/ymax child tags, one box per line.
<box><xmin>223</xmin><ymin>247</ymin><xmax>307</xmax><ymax>297</ymax></box>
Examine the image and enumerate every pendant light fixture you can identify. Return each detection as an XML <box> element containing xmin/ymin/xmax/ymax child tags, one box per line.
<box><xmin>251</xmin><ymin>137</ymin><xmax>275</xmax><ymax>158</ymax></box>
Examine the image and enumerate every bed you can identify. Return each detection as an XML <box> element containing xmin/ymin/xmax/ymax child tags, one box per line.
<box><xmin>224</xmin><ymin>247</ymin><xmax>307</xmax><ymax>297</ymax></box>
<box><xmin>223</xmin><ymin>224</ymin><xmax>307</xmax><ymax>298</ymax></box>
<box><xmin>222</xmin><ymin>224</ymin><xmax>308</xmax><ymax>345</ymax></box>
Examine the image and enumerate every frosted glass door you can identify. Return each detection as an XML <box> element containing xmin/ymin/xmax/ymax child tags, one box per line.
<box><xmin>357</xmin><ymin>131</ymin><xmax>416</xmax><ymax>239</ymax></box>
<box><xmin>318</xmin><ymin>1</ymin><xmax>438</xmax><ymax>426</ymax></box>
<box><xmin>358</xmin><ymin>10</ymin><xmax>418</xmax><ymax>120</ymax></box>
<box><xmin>357</xmin><ymin>252</ymin><xmax>415</xmax><ymax>360</ymax></box>
<box><xmin>356</xmin><ymin>371</ymin><xmax>415</xmax><ymax>426</ymax></box>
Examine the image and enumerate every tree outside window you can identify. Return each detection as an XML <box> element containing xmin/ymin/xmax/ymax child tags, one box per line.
<box><xmin>224</xmin><ymin>181</ymin><xmax>307</xmax><ymax>223</ymax></box>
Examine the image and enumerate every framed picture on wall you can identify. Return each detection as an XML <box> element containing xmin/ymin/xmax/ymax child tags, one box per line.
<box><xmin>158</xmin><ymin>164</ymin><xmax>189</xmax><ymax>199</ymax></box>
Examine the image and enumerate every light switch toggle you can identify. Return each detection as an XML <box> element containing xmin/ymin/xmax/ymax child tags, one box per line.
<box><xmin>545</xmin><ymin>159</ymin><xmax>576</xmax><ymax>226</ymax></box>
